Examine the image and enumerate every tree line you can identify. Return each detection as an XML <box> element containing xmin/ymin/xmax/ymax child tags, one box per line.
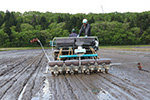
<box><xmin>0</xmin><ymin>10</ymin><xmax>150</xmax><ymax>47</ymax></box>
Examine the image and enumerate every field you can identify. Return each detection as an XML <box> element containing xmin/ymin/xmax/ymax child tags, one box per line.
<box><xmin>0</xmin><ymin>47</ymin><xmax>150</xmax><ymax>100</ymax></box>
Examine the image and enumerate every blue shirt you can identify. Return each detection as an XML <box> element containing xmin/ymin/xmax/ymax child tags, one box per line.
<box><xmin>69</xmin><ymin>33</ymin><xmax>78</xmax><ymax>37</ymax></box>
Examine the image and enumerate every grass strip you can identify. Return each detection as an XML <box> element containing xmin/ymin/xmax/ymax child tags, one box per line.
<box><xmin>0</xmin><ymin>45</ymin><xmax>150</xmax><ymax>52</ymax></box>
<box><xmin>100</xmin><ymin>45</ymin><xmax>150</xmax><ymax>52</ymax></box>
<box><xmin>0</xmin><ymin>47</ymin><xmax>51</xmax><ymax>51</ymax></box>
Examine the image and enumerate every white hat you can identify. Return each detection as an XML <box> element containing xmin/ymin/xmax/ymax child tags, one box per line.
<box><xmin>82</xmin><ymin>19</ymin><xmax>88</xmax><ymax>23</ymax></box>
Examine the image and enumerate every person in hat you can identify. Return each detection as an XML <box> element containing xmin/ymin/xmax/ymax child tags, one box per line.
<box><xmin>69</xmin><ymin>28</ymin><xmax>78</xmax><ymax>37</ymax></box>
<box><xmin>78</xmin><ymin>19</ymin><xmax>91</xmax><ymax>37</ymax></box>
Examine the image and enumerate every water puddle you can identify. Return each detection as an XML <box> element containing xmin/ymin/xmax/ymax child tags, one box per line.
<box><xmin>31</xmin><ymin>92</ymin><xmax>40</xmax><ymax>100</ymax></box>
<box><xmin>31</xmin><ymin>75</ymin><xmax>53</xmax><ymax>100</ymax></box>
<box><xmin>42</xmin><ymin>78</ymin><xmax>53</xmax><ymax>100</ymax></box>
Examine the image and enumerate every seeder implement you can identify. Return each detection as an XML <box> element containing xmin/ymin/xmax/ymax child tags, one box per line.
<box><xmin>48</xmin><ymin>37</ymin><xmax>112</xmax><ymax>76</ymax></box>
<box><xmin>31</xmin><ymin>37</ymin><xmax>112</xmax><ymax>76</ymax></box>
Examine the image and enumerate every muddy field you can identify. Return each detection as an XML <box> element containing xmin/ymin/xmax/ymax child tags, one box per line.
<box><xmin>0</xmin><ymin>49</ymin><xmax>150</xmax><ymax>100</ymax></box>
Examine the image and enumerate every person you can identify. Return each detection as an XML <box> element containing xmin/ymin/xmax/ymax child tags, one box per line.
<box><xmin>69</xmin><ymin>28</ymin><xmax>78</xmax><ymax>37</ymax></box>
<box><xmin>78</xmin><ymin>19</ymin><xmax>91</xmax><ymax>37</ymax></box>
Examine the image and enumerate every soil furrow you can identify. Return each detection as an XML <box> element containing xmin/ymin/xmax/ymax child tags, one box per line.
<box><xmin>93</xmin><ymin>74</ymin><xmax>137</xmax><ymax>100</ymax></box>
<box><xmin>0</xmin><ymin>57</ymin><xmax>28</xmax><ymax>76</ymax></box>
<box><xmin>0</xmin><ymin>53</ymin><xmax>43</xmax><ymax>100</ymax></box>
<box><xmin>0</xmin><ymin>49</ymin><xmax>150</xmax><ymax>100</ymax></box>
<box><xmin>66</xmin><ymin>75</ymin><xmax>88</xmax><ymax>100</ymax></box>
<box><xmin>107</xmin><ymin>73</ymin><xmax>150</xmax><ymax>93</ymax></box>
<box><xmin>0</xmin><ymin>55</ymin><xmax>40</xmax><ymax>88</ymax></box>
<box><xmin>98</xmin><ymin>73</ymin><xmax>150</xmax><ymax>100</ymax></box>
<box><xmin>21</xmin><ymin>54</ymin><xmax>45</xmax><ymax>100</ymax></box>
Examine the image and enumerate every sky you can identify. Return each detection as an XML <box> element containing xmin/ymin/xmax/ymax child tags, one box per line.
<box><xmin>1</xmin><ymin>0</ymin><xmax>150</xmax><ymax>14</ymax></box>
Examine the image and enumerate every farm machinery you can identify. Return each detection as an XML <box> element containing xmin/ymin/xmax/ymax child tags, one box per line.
<box><xmin>31</xmin><ymin>36</ymin><xmax>112</xmax><ymax>76</ymax></box>
<box><xmin>48</xmin><ymin>36</ymin><xmax>111</xmax><ymax>76</ymax></box>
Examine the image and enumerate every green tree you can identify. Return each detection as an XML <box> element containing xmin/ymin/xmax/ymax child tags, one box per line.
<box><xmin>15</xmin><ymin>22</ymin><xmax>21</xmax><ymax>32</ymax></box>
<box><xmin>140</xmin><ymin>26</ymin><xmax>150</xmax><ymax>44</ymax></box>
<box><xmin>4</xmin><ymin>10</ymin><xmax>10</xmax><ymax>21</ymax></box>
<box><xmin>39</xmin><ymin>16</ymin><xmax>48</xmax><ymax>30</ymax></box>
<box><xmin>91</xmin><ymin>21</ymin><xmax>136</xmax><ymax>45</ymax></box>
<box><xmin>9</xmin><ymin>12</ymin><xmax>17</xmax><ymax>26</ymax></box>
<box><xmin>0</xmin><ymin>13</ymin><xmax>4</xmax><ymax>27</ymax></box>
<box><xmin>49</xmin><ymin>22</ymin><xmax>69</xmax><ymax>39</ymax></box>
<box><xmin>57</xmin><ymin>15</ymin><xmax>63</xmax><ymax>23</ymax></box>
<box><xmin>1</xmin><ymin>10</ymin><xmax>150</xmax><ymax>47</ymax></box>
<box><xmin>140</xmin><ymin>31</ymin><xmax>150</xmax><ymax>44</ymax></box>
<box><xmin>0</xmin><ymin>29</ymin><xmax>9</xmax><ymax>47</ymax></box>
<box><xmin>88</xmin><ymin>16</ymin><xmax>95</xmax><ymax>23</ymax></box>
<box><xmin>31</xmin><ymin>15</ymin><xmax>37</xmax><ymax>28</ymax></box>
<box><xmin>4</xmin><ymin>20</ymin><xmax>12</xmax><ymax>37</ymax></box>
<box><xmin>21</xmin><ymin>23</ymin><xmax>34</xmax><ymax>31</ymax></box>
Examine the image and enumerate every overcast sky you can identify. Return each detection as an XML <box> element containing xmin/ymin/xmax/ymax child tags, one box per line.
<box><xmin>1</xmin><ymin>0</ymin><xmax>150</xmax><ymax>14</ymax></box>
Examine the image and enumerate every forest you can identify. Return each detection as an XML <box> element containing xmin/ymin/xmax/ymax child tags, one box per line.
<box><xmin>0</xmin><ymin>10</ymin><xmax>150</xmax><ymax>47</ymax></box>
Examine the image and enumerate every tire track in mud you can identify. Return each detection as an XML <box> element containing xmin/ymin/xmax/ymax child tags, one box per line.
<box><xmin>77</xmin><ymin>74</ymin><xmax>126</xmax><ymax>100</ymax></box>
<box><xmin>0</xmin><ymin>56</ymin><xmax>38</xmax><ymax>89</ymax></box>
<box><xmin>0</xmin><ymin>57</ymin><xmax>24</xmax><ymax>71</ymax></box>
<box><xmin>52</xmin><ymin>75</ymin><xmax>75</xmax><ymax>100</ymax></box>
<box><xmin>0</xmin><ymin>55</ymin><xmax>41</xmax><ymax>99</ymax></box>
<box><xmin>0</xmin><ymin>58</ymin><xmax>17</xmax><ymax>65</ymax></box>
<box><xmin>0</xmin><ymin>53</ymin><xmax>44</xmax><ymax>100</ymax></box>
<box><xmin>63</xmin><ymin>76</ymin><xmax>77</xmax><ymax>100</ymax></box>
<box><xmin>16</xmin><ymin>53</ymin><xmax>44</xmax><ymax>100</ymax></box>
<box><xmin>50</xmin><ymin>75</ymin><xmax>90</xmax><ymax>100</ymax></box>
<box><xmin>66</xmin><ymin>75</ymin><xmax>89</xmax><ymax>100</ymax></box>
<box><xmin>47</xmin><ymin>74</ymin><xmax>138</xmax><ymax>100</ymax></box>
<box><xmin>50</xmin><ymin>74</ymin><xmax>129</xmax><ymax>100</ymax></box>
<box><xmin>107</xmin><ymin>73</ymin><xmax>150</xmax><ymax>93</ymax></box>
<box><xmin>75</xmin><ymin>75</ymin><xmax>99</xmax><ymax>100</ymax></box>
<box><xmin>55</xmin><ymin>76</ymin><xmax>64</xmax><ymax>100</ymax></box>
<box><xmin>0</xmin><ymin>57</ymin><xmax>38</xmax><ymax>100</ymax></box>
<box><xmin>0</xmin><ymin>57</ymin><xmax>28</xmax><ymax>76</ymax></box>
<box><xmin>55</xmin><ymin>74</ymin><xmax>101</xmax><ymax>100</ymax></box>
<box><xmin>19</xmin><ymin>54</ymin><xmax>46</xmax><ymax>100</ymax></box>
<box><xmin>97</xmin><ymin>73</ymin><xmax>150</xmax><ymax>100</ymax></box>
<box><xmin>48</xmin><ymin>75</ymin><xmax>78</xmax><ymax>100</ymax></box>
<box><xmin>75</xmin><ymin>74</ymin><xmax>117</xmax><ymax>100</ymax></box>
<box><xmin>86</xmin><ymin>74</ymin><xmax>137</xmax><ymax>100</ymax></box>
<box><xmin>30</xmin><ymin>58</ymin><xmax>47</xmax><ymax>98</ymax></box>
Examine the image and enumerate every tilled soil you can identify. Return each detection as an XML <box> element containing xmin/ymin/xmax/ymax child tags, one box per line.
<box><xmin>0</xmin><ymin>49</ymin><xmax>150</xmax><ymax>100</ymax></box>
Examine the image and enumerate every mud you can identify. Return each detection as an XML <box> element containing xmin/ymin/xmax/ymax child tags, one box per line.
<box><xmin>0</xmin><ymin>49</ymin><xmax>150</xmax><ymax>100</ymax></box>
